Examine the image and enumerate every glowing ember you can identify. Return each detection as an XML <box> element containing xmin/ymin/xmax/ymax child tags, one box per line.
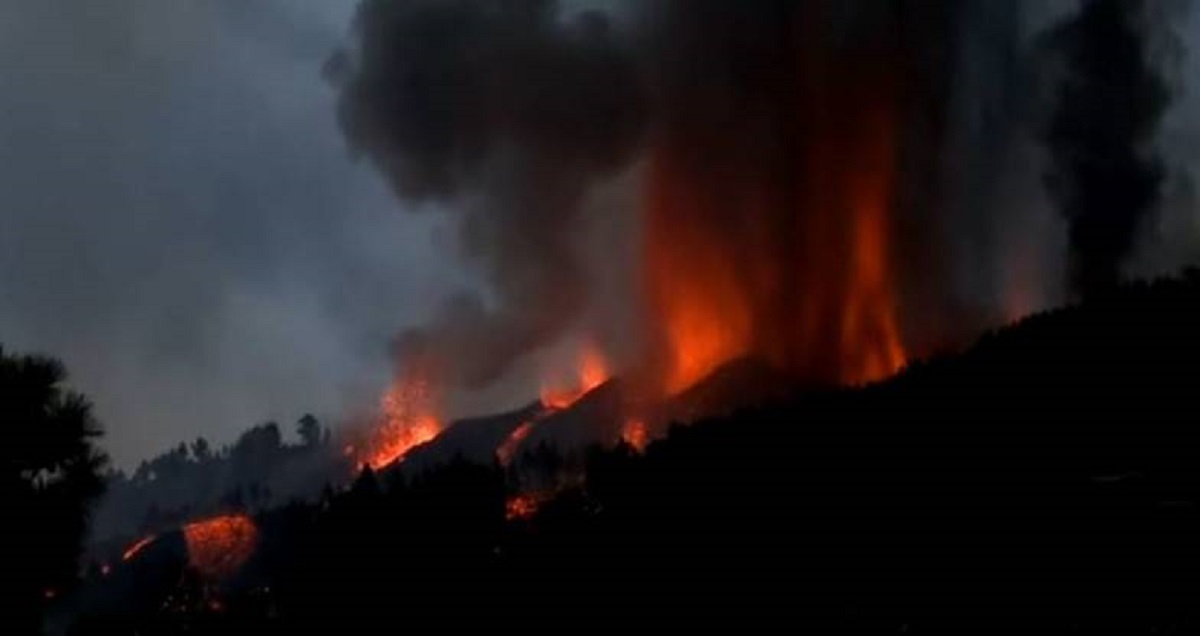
<box><xmin>621</xmin><ymin>418</ymin><xmax>649</xmax><ymax>452</ymax></box>
<box><xmin>496</xmin><ymin>421</ymin><xmax>535</xmax><ymax>467</ymax></box>
<box><xmin>122</xmin><ymin>535</ymin><xmax>157</xmax><ymax>561</ymax></box>
<box><xmin>356</xmin><ymin>373</ymin><xmax>442</xmax><ymax>471</ymax></box>
<box><xmin>505</xmin><ymin>493</ymin><xmax>549</xmax><ymax>521</ymax></box>
<box><xmin>540</xmin><ymin>344</ymin><xmax>609</xmax><ymax>410</ymax></box>
<box><xmin>182</xmin><ymin>514</ymin><xmax>258</xmax><ymax>579</ymax></box>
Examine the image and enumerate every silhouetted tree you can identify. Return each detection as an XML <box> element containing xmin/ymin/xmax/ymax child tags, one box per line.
<box><xmin>296</xmin><ymin>414</ymin><xmax>322</xmax><ymax>448</ymax></box>
<box><xmin>190</xmin><ymin>436</ymin><xmax>212</xmax><ymax>463</ymax></box>
<box><xmin>1</xmin><ymin>345</ymin><xmax>107</xmax><ymax>631</ymax></box>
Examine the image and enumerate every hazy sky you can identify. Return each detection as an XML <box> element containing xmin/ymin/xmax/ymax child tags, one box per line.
<box><xmin>0</xmin><ymin>0</ymin><xmax>471</xmax><ymax>466</ymax></box>
<box><xmin>2</xmin><ymin>0</ymin><xmax>1198</xmax><ymax>468</ymax></box>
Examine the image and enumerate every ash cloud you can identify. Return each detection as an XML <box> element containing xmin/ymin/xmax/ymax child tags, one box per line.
<box><xmin>334</xmin><ymin>0</ymin><xmax>1193</xmax><ymax>394</ymax></box>
<box><xmin>333</xmin><ymin>0</ymin><xmax>1042</xmax><ymax>383</ymax></box>
<box><xmin>330</xmin><ymin>0</ymin><xmax>646</xmax><ymax>388</ymax></box>
<box><xmin>1039</xmin><ymin>0</ymin><xmax>1179</xmax><ymax>297</ymax></box>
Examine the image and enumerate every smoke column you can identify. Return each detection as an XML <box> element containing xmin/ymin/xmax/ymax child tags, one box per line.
<box><xmin>330</xmin><ymin>0</ymin><xmax>646</xmax><ymax>389</ymax></box>
<box><xmin>1040</xmin><ymin>0</ymin><xmax>1175</xmax><ymax>297</ymax></box>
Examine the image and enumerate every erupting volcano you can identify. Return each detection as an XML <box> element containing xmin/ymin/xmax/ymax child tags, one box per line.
<box><xmin>344</xmin><ymin>3</ymin><xmax>925</xmax><ymax>479</ymax></box>
<box><xmin>540</xmin><ymin>344</ymin><xmax>610</xmax><ymax>410</ymax></box>
<box><xmin>352</xmin><ymin>373</ymin><xmax>442</xmax><ymax>471</ymax></box>
<box><xmin>642</xmin><ymin>10</ymin><xmax>909</xmax><ymax>396</ymax></box>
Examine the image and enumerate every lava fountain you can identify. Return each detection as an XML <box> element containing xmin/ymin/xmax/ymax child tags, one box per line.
<box><xmin>641</xmin><ymin>7</ymin><xmax>908</xmax><ymax>396</ymax></box>
<box><xmin>539</xmin><ymin>344</ymin><xmax>610</xmax><ymax>410</ymax></box>
<box><xmin>352</xmin><ymin>372</ymin><xmax>442</xmax><ymax>471</ymax></box>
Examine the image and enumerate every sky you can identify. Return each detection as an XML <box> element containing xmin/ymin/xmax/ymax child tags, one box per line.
<box><xmin>1</xmin><ymin>0</ymin><xmax>1198</xmax><ymax>468</ymax></box>
<box><xmin>0</xmin><ymin>0</ymin><xmax>472</xmax><ymax>467</ymax></box>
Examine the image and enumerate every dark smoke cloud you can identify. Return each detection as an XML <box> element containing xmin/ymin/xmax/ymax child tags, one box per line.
<box><xmin>334</xmin><ymin>0</ymin><xmax>1191</xmax><ymax>395</ymax></box>
<box><xmin>330</xmin><ymin>0</ymin><xmax>646</xmax><ymax>388</ymax></box>
<box><xmin>1040</xmin><ymin>0</ymin><xmax>1176</xmax><ymax>297</ymax></box>
<box><xmin>332</xmin><ymin>0</ymin><xmax>1032</xmax><ymax>389</ymax></box>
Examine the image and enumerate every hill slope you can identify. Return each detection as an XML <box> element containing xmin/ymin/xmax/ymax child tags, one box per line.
<box><xmin>66</xmin><ymin>272</ymin><xmax>1200</xmax><ymax>634</ymax></box>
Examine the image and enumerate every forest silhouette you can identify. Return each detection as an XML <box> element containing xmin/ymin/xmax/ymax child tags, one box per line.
<box><xmin>10</xmin><ymin>271</ymin><xmax>1200</xmax><ymax>633</ymax></box>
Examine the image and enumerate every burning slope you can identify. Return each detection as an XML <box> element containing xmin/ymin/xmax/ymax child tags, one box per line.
<box><xmin>497</xmin><ymin>345</ymin><xmax>612</xmax><ymax>468</ymax></box>
<box><xmin>352</xmin><ymin>373</ymin><xmax>442</xmax><ymax>471</ymax></box>
<box><xmin>496</xmin><ymin>421</ymin><xmax>535</xmax><ymax>468</ymax></box>
<box><xmin>182</xmin><ymin>515</ymin><xmax>258</xmax><ymax>580</ymax></box>
<box><xmin>539</xmin><ymin>344</ymin><xmax>609</xmax><ymax>410</ymax></box>
<box><xmin>642</xmin><ymin>8</ymin><xmax>908</xmax><ymax>395</ymax></box>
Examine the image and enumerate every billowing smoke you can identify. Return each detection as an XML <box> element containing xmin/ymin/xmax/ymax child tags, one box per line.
<box><xmin>1039</xmin><ymin>0</ymin><xmax>1176</xmax><ymax>297</ymax></box>
<box><xmin>332</xmin><ymin>0</ymin><xmax>1184</xmax><ymax>400</ymax></box>
<box><xmin>330</xmin><ymin>0</ymin><xmax>646</xmax><ymax>389</ymax></box>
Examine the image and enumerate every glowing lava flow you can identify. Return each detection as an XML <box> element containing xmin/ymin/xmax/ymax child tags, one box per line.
<box><xmin>356</xmin><ymin>374</ymin><xmax>442</xmax><ymax>471</ymax></box>
<box><xmin>121</xmin><ymin>535</ymin><xmax>157</xmax><ymax>561</ymax></box>
<box><xmin>182</xmin><ymin>514</ymin><xmax>258</xmax><ymax>579</ymax></box>
<box><xmin>496</xmin><ymin>421</ymin><xmax>535</xmax><ymax>467</ymax></box>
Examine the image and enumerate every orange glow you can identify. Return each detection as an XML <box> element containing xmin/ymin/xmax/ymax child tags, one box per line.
<box><xmin>356</xmin><ymin>373</ymin><xmax>442</xmax><ymax>471</ymax></box>
<box><xmin>121</xmin><ymin>535</ymin><xmax>157</xmax><ymax>561</ymax></box>
<box><xmin>642</xmin><ymin>158</ymin><xmax>754</xmax><ymax>395</ymax></box>
<box><xmin>641</xmin><ymin>35</ymin><xmax>907</xmax><ymax>394</ymax></box>
<box><xmin>540</xmin><ymin>343</ymin><xmax>609</xmax><ymax>409</ymax></box>
<box><xmin>621</xmin><ymin>418</ymin><xmax>649</xmax><ymax>452</ymax></box>
<box><xmin>505</xmin><ymin>492</ymin><xmax>550</xmax><ymax>521</ymax></box>
<box><xmin>834</xmin><ymin>106</ymin><xmax>907</xmax><ymax>385</ymax></box>
<box><xmin>496</xmin><ymin>421</ymin><xmax>535</xmax><ymax>467</ymax></box>
<box><xmin>1001</xmin><ymin>239</ymin><xmax>1043</xmax><ymax>324</ymax></box>
<box><xmin>182</xmin><ymin>514</ymin><xmax>258</xmax><ymax>579</ymax></box>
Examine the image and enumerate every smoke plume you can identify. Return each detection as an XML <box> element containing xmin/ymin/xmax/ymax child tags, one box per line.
<box><xmin>332</xmin><ymin>0</ymin><xmax>1184</xmax><ymax>401</ymax></box>
<box><xmin>330</xmin><ymin>0</ymin><xmax>646</xmax><ymax>388</ymax></box>
<box><xmin>1040</xmin><ymin>0</ymin><xmax>1175</xmax><ymax>297</ymax></box>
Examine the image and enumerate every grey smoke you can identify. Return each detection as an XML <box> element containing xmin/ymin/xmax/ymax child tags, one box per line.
<box><xmin>1039</xmin><ymin>0</ymin><xmax>1178</xmax><ymax>296</ymax></box>
<box><xmin>330</xmin><ymin>0</ymin><xmax>646</xmax><ymax>389</ymax></box>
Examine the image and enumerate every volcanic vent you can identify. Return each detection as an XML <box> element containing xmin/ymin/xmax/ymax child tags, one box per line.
<box><xmin>329</xmin><ymin>1</ymin><xmax>1061</xmax><ymax>475</ymax></box>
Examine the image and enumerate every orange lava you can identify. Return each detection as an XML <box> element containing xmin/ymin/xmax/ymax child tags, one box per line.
<box><xmin>356</xmin><ymin>373</ymin><xmax>442</xmax><ymax>471</ymax></box>
<box><xmin>621</xmin><ymin>418</ymin><xmax>649</xmax><ymax>452</ymax></box>
<box><xmin>540</xmin><ymin>344</ymin><xmax>609</xmax><ymax>410</ymax></box>
<box><xmin>121</xmin><ymin>535</ymin><xmax>157</xmax><ymax>561</ymax></box>
<box><xmin>641</xmin><ymin>20</ymin><xmax>907</xmax><ymax>395</ymax></box>
<box><xmin>496</xmin><ymin>421</ymin><xmax>535</xmax><ymax>467</ymax></box>
<box><xmin>182</xmin><ymin>514</ymin><xmax>258</xmax><ymax>579</ymax></box>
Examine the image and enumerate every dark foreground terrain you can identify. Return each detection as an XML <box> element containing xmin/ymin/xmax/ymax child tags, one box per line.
<box><xmin>61</xmin><ymin>273</ymin><xmax>1200</xmax><ymax>633</ymax></box>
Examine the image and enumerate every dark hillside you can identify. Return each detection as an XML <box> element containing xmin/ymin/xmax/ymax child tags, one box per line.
<box><xmin>64</xmin><ymin>272</ymin><xmax>1200</xmax><ymax>634</ymax></box>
